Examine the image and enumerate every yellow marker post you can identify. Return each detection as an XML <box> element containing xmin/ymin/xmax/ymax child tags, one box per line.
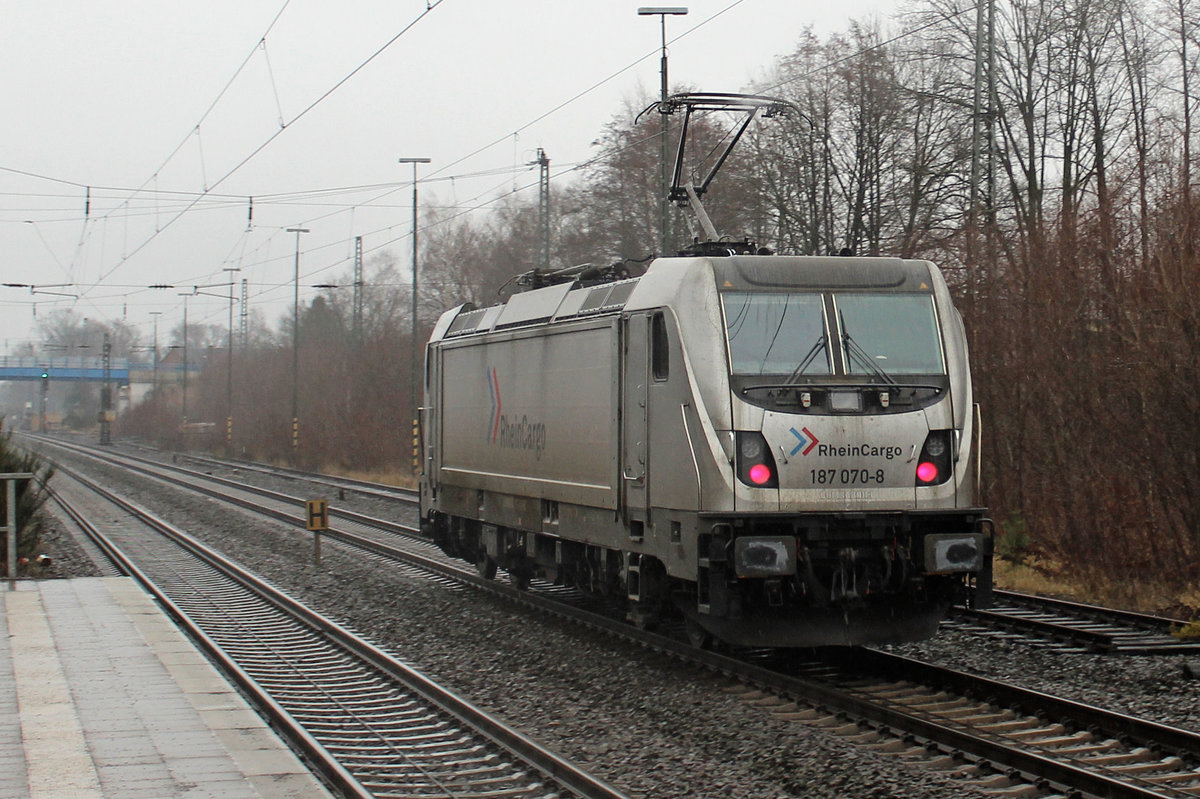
<box><xmin>306</xmin><ymin>499</ymin><xmax>329</xmax><ymax>564</ymax></box>
<box><xmin>412</xmin><ymin>419</ymin><xmax>420</xmax><ymax>475</ymax></box>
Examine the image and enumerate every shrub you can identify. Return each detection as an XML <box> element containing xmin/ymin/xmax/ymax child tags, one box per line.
<box><xmin>1173</xmin><ymin>621</ymin><xmax>1200</xmax><ymax>641</ymax></box>
<box><xmin>994</xmin><ymin>514</ymin><xmax>1032</xmax><ymax>565</ymax></box>
<box><xmin>0</xmin><ymin>426</ymin><xmax>55</xmax><ymax>569</ymax></box>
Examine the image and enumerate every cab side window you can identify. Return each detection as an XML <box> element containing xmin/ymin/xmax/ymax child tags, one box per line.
<box><xmin>651</xmin><ymin>312</ymin><xmax>669</xmax><ymax>381</ymax></box>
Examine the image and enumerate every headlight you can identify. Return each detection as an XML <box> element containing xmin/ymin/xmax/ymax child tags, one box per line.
<box><xmin>740</xmin><ymin>435</ymin><xmax>762</xmax><ymax>459</ymax></box>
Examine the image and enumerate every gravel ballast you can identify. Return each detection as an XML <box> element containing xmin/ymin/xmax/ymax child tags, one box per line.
<box><xmin>30</xmin><ymin>442</ymin><xmax>1200</xmax><ymax>798</ymax></box>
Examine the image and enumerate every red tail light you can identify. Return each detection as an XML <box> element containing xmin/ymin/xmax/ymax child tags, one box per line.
<box><xmin>748</xmin><ymin>463</ymin><xmax>774</xmax><ymax>485</ymax></box>
<box><xmin>736</xmin><ymin>431</ymin><xmax>779</xmax><ymax>488</ymax></box>
<box><xmin>916</xmin><ymin>461</ymin><xmax>939</xmax><ymax>483</ymax></box>
<box><xmin>915</xmin><ymin>431</ymin><xmax>952</xmax><ymax>486</ymax></box>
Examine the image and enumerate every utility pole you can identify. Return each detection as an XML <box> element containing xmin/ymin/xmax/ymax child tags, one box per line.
<box><xmin>969</xmin><ymin>0</ymin><xmax>996</xmax><ymax>361</ymax></box>
<box><xmin>239</xmin><ymin>278</ymin><xmax>249</xmax><ymax>351</ymax></box>
<box><xmin>639</xmin><ymin>7</ymin><xmax>688</xmax><ymax>256</ymax></box>
<box><xmin>99</xmin><ymin>332</ymin><xmax>112</xmax><ymax>445</ymax></box>
<box><xmin>534</xmin><ymin>149</ymin><xmax>551</xmax><ymax>272</ymax></box>
<box><xmin>149</xmin><ymin>311</ymin><xmax>163</xmax><ymax>400</ymax></box>
<box><xmin>223</xmin><ymin>267</ymin><xmax>241</xmax><ymax>453</ymax></box>
<box><xmin>353</xmin><ymin>236</ymin><xmax>364</xmax><ymax>348</ymax></box>
<box><xmin>970</xmin><ymin>0</ymin><xmax>996</xmax><ymax>227</ymax></box>
<box><xmin>286</xmin><ymin>227</ymin><xmax>310</xmax><ymax>460</ymax></box>
<box><xmin>178</xmin><ymin>292</ymin><xmax>191</xmax><ymax>427</ymax></box>
<box><xmin>39</xmin><ymin>368</ymin><xmax>48</xmax><ymax>433</ymax></box>
<box><xmin>398</xmin><ymin>157</ymin><xmax>431</xmax><ymax>475</ymax></box>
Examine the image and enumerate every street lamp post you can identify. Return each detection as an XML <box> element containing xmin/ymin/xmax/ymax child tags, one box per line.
<box><xmin>222</xmin><ymin>267</ymin><xmax>241</xmax><ymax>453</ymax></box>
<box><xmin>177</xmin><ymin>292</ymin><xmax>191</xmax><ymax>427</ymax></box>
<box><xmin>399</xmin><ymin>157</ymin><xmax>431</xmax><ymax>475</ymax></box>
<box><xmin>286</xmin><ymin>227</ymin><xmax>310</xmax><ymax>460</ymax></box>
<box><xmin>149</xmin><ymin>311</ymin><xmax>163</xmax><ymax>398</ymax></box>
<box><xmin>638</xmin><ymin>6</ymin><xmax>688</xmax><ymax>256</ymax></box>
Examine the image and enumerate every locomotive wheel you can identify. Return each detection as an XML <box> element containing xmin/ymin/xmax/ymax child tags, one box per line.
<box><xmin>508</xmin><ymin>568</ymin><xmax>531</xmax><ymax>591</ymax></box>
<box><xmin>628</xmin><ymin>605</ymin><xmax>661</xmax><ymax>631</ymax></box>
<box><xmin>475</xmin><ymin>553</ymin><xmax>497</xmax><ymax>580</ymax></box>
<box><xmin>685</xmin><ymin>618</ymin><xmax>713</xmax><ymax>650</ymax></box>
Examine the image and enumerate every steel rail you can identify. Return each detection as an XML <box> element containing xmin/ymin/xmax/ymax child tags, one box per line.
<box><xmin>122</xmin><ymin>438</ymin><xmax>418</xmax><ymax>504</ymax></box>
<box><xmin>47</xmin><ymin>459</ymin><xmax>629</xmax><ymax>799</ymax></box>
<box><xmin>32</xmin><ymin>434</ymin><xmax>421</xmax><ymax>539</ymax></box>
<box><xmin>953</xmin><ymin>589</ymin><xmax>1199</xmax><ymax>655</ymax></box>
<box><xmin>48</xmin><ymin>473</ymin><xmax>373</xmax><ymax>799</ymax></box>
<box><xmin>35</xmin><ymin>435</ymin><xmax>1200</xmax><ymax>797</ymax></box>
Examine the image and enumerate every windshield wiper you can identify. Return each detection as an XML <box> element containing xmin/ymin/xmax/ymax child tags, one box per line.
<box><xmin>840</xmin><ymin>314</ymin><xmax>897</xmax><ymax>386</ymax></box>
<box><xmin>783</xmin><ymin>335</ymin><xmax>827</xmax><ymax>385</ymax></box>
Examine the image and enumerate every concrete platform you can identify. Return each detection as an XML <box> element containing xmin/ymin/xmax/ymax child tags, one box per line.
<box><xmin>1</xmin><ymin>577</ymin><xmax>335</xmax><ymax>799</ymax></box>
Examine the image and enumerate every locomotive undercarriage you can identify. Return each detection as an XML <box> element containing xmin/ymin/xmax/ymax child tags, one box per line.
<box><xmin>423</xmin><ymin>506</ymin><xmax>987</xmax><ymax>649</ymax></box>
<box><xmin>681</xmin><ymin>510</ymin><xmax>988</xmax><ymax>647</ymax></box>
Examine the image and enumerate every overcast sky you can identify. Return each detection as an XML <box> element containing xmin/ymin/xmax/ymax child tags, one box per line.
<box><xmin>1</xmin><ymin>0</ymin><xmax>901</xmax><ymax>353</ymax></box>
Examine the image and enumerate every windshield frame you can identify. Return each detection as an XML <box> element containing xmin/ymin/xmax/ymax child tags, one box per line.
<box><xmin>831</xmin><ymin>292</ymin><xmax>947</xmax><ymax>379</ymax></box>
<box><xmin>721</xmin><ymin>290</ymin><xmax>833</xmax><ymax>379</ymax></box>
<box><xmin>719</xmin><ymin>288</ymin><xmax>949</xmax><ymax>410</ymax></box>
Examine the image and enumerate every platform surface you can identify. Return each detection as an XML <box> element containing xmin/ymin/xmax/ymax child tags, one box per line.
<box><xmin>1</xmin><ymin>577</ymin><xmax>335</xmax><ymax>799</ymax></box>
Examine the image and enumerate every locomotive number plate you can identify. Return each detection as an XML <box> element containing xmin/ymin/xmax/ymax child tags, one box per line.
<box><xmin>808</xmin><ymin>468</ymin><xmax>887</xmax><ymax>486</ymax></box>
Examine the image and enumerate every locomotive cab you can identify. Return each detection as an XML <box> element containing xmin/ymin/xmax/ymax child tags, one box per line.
<box><xmin>676</xmin><ymin>255</ymin><xmax>989</xmax><ymax>646</ymax></box>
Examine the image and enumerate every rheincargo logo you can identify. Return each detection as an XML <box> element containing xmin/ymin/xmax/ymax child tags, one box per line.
<box><xmin>485</xmin><ymin>367</ymin><xmax>547</xmax><ymax>459</ymax></box>
<box><xmin>487</xmin><ymin>367</ymin><xmax>503</xmax><ymax>442</ymax></box>
<box><xmin>816</xmin><ymin>443</ymin><xmax>904</xmax><ymax>460</ymax></box>
<box><xmin>496</xmin><ymin>415</ymin><xmax>547</xmax><ymax>459</ymax></box>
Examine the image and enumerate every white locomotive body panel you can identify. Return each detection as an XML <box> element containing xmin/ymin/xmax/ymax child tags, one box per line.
<box><xmin>437</xmin><ymin>321</ymin><xmax>619</xmax><ymax>510</ymax></box>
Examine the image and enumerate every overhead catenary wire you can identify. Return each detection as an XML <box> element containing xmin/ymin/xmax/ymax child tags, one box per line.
<box><xmin>83</xmin><ymin>0</ymin><xmax>450</xmax><ymax>289</ymax></box>
<box><xmin>4</xmin><ymin>1</ymin><xmax>963</xmax><ymax>337</ymax></box>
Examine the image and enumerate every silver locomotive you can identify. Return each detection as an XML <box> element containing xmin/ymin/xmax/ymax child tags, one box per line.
<box><xmin>419</xmin><ymin>94</ymin><xmax>990</xmax><ymax>648</ymax></box>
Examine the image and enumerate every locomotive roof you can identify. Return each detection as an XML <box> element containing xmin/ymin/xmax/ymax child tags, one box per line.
<box><xmin>708</xmin><ymin>255</ymin><xmax>936</xmax><ymax>293</ymax></box>
<box><xmin>433</xmin><ymin>255</ymin><xmax>939</xmax><ymax>341</ymax></box>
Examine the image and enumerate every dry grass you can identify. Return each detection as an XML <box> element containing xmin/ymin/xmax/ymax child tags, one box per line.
<box><xmin>321</xmin><ymin>466</ymin><xmax>418</xmax><ymax>491</ymax></box>
<box><xmin>992</xmin><ymin>557</ymin><xmax>1082</xmax><ymax>600</ymax></box>
<box><xmin>993</xmin><ymin>555</ymin><xmax>1199</xmax><ymax>620</ymax></box>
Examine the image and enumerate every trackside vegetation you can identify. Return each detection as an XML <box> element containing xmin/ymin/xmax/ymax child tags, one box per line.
<box><xmin>0</xmin><ymin>423</ymin><xmax>54</xmax><ymax>573</ymax></box>
<box><xmin>3</xmin><ymin>1</ymin><xmax>1200</xmax><ymax>616</ymax></box>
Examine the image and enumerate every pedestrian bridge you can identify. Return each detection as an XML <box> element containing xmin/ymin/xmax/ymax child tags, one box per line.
<box><xmin>0</xmin><ymin>355</ymin><xmax>166</xmax><ymax>383</ymax></box>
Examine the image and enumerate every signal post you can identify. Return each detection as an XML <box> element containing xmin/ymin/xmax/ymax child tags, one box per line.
<box><xmin>306</xmin><ymin>499</ymin><xmax>329</xmax><ymax>565</ymax></box>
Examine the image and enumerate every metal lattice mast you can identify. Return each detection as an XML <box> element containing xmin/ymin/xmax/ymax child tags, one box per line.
<box><xmin>970</xmin><ymin>0</ymin><xmax>996</xmax><ymax>226</ymax></box>
<box><xmin>99</xmin><ymin>332</ymin><xmax>112</xmax><ymax>445</ymax></box>
<box><xmin>535</xmin><ymin>150</ymin><xmax>551</xmax><ymax>272</ymax></box>
<box><xmin>239</xmin><ymin>278</ymin><xmax>249</xmax><ymax>351</ymax></box>
<box><xmin>353</xmin><ymin>236</ymin><xmax>364</xmax><ymax>346</ymax></box>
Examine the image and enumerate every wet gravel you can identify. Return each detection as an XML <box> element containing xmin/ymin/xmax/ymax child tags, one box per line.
<box><xmin>895</xmin><ymin>628</ymin><xmax>1200</xmax><ymax>735</ymax></box>
<box><xmin>31</xmin><ymin>441</ymin><xmax>1200</xmax><ymax>798</ymax></box>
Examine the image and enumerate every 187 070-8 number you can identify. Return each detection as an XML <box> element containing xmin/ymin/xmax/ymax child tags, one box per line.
<box><xmin>810</xmin><ymin>468</ymin><xmax>885</xmax><ymax>485</ymax></box>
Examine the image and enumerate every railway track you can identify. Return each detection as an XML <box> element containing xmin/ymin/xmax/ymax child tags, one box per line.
<box><xmin>30</xmin><ymin>434</ymin><xmax>1200</xmax><ymax>797</ymax></box>
<box><xmin>949</xmin><ymin>590</ymin><xmax>1199</xmax><ymax>655</ymax></box>
<box><xmin>124</xmin><ymin>439</ymin><xmax>418</xmax><ymax>505</ymax></box>
<box><xmin>770</xmin><ymin>649</ymin><xmax>1200</xmax><ymax>798</ymax></box>
<box><xmin>46</xmin><ymin>458</ymin><xmax>626</xmax><ymax>799</ymax></box>
<box><xmin>46</xmin><ymin>435</ymin><xmax>1200</xmax><ymax>659</ymax></box>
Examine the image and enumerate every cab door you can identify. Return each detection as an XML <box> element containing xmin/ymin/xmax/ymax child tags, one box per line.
<box><xmin>621</xmin><ymin>313</ymin><xmax>651</xmax><ymax>529</ymax></box>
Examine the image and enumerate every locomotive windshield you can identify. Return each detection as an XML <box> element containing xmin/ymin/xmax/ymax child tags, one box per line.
<box><xmin>834</xmin><ymin>294</ymin><xmax>944</xmax><ymax>375</ymax></box>
<box><xmin>723</xmin><ymin>292</ymin><xmax>831</xmax><ymax>376</ymax></box>
<box><xmin>722</xmin><ymin>290</ymin><xmax>945</xmax><ymax>383</ymax></box>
